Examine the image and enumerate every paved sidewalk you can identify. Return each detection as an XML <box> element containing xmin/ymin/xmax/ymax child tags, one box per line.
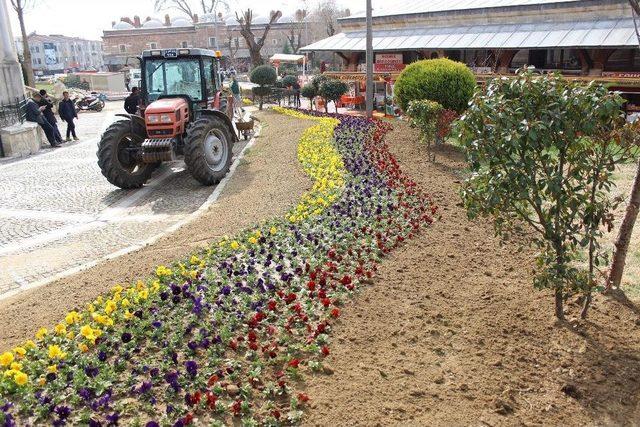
<box><xmin>0</xmin><ymin>102</ymin><xmax>249</xmax><ymax>298</ymax></box>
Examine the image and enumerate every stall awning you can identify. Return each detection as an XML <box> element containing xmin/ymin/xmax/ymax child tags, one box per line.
<box><xmin>301</xmin><ymin>18</ymin><xmax>638</xmax><ymax>52</ymax></box>
<box><xmin>269</xmin><ymin>54</ymin><xmax>305</xmax><ymax>63</ymax></box>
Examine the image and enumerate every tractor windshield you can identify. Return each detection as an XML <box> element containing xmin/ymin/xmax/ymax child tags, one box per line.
<box><xmin>144</xmin><ymin>58</ymin><xmax>203</xmax><ymax>102</ymax></box>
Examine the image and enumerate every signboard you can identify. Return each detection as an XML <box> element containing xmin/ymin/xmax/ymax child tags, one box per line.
<box><xmin>43</xmin><ymin>43</ymin><xmax>58</xmax><ymax>67</ymax></box>
<box><xmin>602</xmin><ymin>71</ymin><xmax>640</xmax><ymax>79</ymax></box>
<box><xmin>374</xmin><ymin>54</ymin><xmax>405</xmax><ymax>72</ymax></box>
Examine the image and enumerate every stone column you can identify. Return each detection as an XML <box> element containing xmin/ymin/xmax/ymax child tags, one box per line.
<box><xmin>0</xmin><ymin>0</ymin><xmax>25</xmax><ymax>105</ymax></box>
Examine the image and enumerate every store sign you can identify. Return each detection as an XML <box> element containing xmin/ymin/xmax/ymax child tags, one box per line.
<box><xmin>374</xmin><ymin>54</ymin><xmax>405</xmax><ymax>72</ymax></box>
<box><xmin>602</xmin><ymin>72</ymin><xmax>640</xmax><ymax>79</ymax></box>
<box><xmin>43</xmin><ymin>43</ymin><xmax>58</xmax><ymax>66</ymax></box>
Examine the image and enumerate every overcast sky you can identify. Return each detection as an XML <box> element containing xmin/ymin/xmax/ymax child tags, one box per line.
<box><xmin>7</xmin><ymin>0</ymin><xmax>369</xmax><ymax>41</ymax></box>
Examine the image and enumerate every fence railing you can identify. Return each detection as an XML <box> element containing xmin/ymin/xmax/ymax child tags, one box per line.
<box><xmin>0</xmin><ymin>96</ymin><xmax>27</xmax><ymax>157</ymax></box>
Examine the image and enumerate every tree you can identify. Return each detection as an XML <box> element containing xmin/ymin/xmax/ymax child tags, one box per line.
<box><xmin>606</xmin><ymin>0</ymin><xmax>640</xmax><ymax>291</ymax></box>
<box><xmin>301</xmin><ymin>83</ymin><xmax>317</xmax><ymax>110</ymax></box>
<box><xmin>154</xmin><ymin>0</ymin><xmax>229</xmax><ymax>21</ymax></box>
<box><xmin>458</xmin><ymin>70</ymin><xmax>640</xmax><ymax>320</ymax></box>
<box><xmin>250</xmin><ymin>65</ymin><xmax>277</xmax><ymax>110</ymax></box>
<box><xmin>286</xmin><ymin>9</ymin><xmax>307</xmax><ymax>54</ymax></box>
<box><xmin>312</xmin><ymin>0</ymin><xmax>349</xmax><ymax>37</ymax></box>
<box><xmin>225</xmin><ymin>29</ymin><xmax>239</xmax><ymax>61</ymax></box>
<box><xmin>236</xmin><ymin>9</ymin><xmax>282</xmax><ymax>67</ymax></box>
<box><xmin>318</xmin><ymin>78</ymin><xmax>348</xmax><ymax>113</ymax></box>
<box><xmin>10</xmin><ymin>0</ymin><xmax>36</xmax><ymax>88</ymax></box>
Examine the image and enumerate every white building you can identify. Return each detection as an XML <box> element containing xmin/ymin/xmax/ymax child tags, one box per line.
<box><xmin>15</xmin><ymin>33</ymin><xmax>105</xmax><ymax>75</ymax></box>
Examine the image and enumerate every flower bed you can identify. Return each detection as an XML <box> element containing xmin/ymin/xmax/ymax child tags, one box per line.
<box><xmin>0</xmin><ymin>109</ymin><xmax>436</xmax><ymax>426</ymax></box>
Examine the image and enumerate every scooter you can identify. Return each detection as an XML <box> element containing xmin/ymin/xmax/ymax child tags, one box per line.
<box><xmin>75</xmin><ymin>92</ymin><xmax>106</xmax><ymax>112</ymax></box>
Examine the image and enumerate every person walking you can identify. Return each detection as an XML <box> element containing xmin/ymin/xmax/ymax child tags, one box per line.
<box><xmin>38</xmin><ymin>89</ymin><xmax>63</xmax><ymax>144</ymax></box>
<box><xmin>124</xmin><ymin>87</ymin><xmax>140</xmax><ymax>115</ymax></box>
<box><xmin>230</xmin><ymin>74</ymin><xmax>243</xmax><ymax>118</ymax></box>
<box><xmin>293</xmin><ymin>80</ymin><xmax>301</xmax><ymax>108</ymax></box>
<box><xmin>26</xmin><ymin>93</ymin><xmax>58</xmax><ymax>147</ymax></box>
<box><xmin>58</xmin><ymin>91</ymin><xmax>78</xmax><ymax>142</ymax></box>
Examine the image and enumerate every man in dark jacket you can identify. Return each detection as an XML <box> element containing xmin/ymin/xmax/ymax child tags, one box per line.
<box><xmin>124</xmin><ymin>87</ymin><xmax>140</xmax><ymax>115</ymax></box>
<box><xmin>58</xmin><ymin>91</ymin><xmax>78</xmax><ymax>141</ymax></box>
<box><xmin>26</xmin><ymin>93</ymin><xmax>58</xmax><ymax>147</ymax></box>
<box><xmin>38</xmin><ymin>89</ymin><xmax>63</xmax><ymax>144</ymax></box>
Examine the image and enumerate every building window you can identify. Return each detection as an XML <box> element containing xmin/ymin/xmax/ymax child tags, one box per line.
<box><xmin>181</xmin><ymin>41</ymin><xmax>188</xmax><ymax>48</ymax></box>
<box><xmin>119</xmin><ymin>44</ymin><xmax>126</xmax><ymax>53</ymax></box>
<box><xmin>272</xmin><ymin>39</ymin><xmax>278</xmax><ymax>45</ymax></box>
<box><xmin>35</xmin><ymin>46</ymin><xmax>40</xmax><ymax>53</ymax></box>
<box><xmin>150</xmin><ymin>42</ymin><xmax>158</xmax><ymax>49</ymax></box>
<box><xmin>209</xmin><ymin>37</ymin><xmax>217</xmax><ymax>48</ymax></box>
<box><xmin>37</xmin><ymin>58</ymin><xmax>41</xmax><ymax>64</ymax></box>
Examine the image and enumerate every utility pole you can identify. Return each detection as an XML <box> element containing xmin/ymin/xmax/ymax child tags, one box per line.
<box><xmin>365</xmin><ymin>0</ymin><xmax>373</xmax><ymax>118</ymax></box>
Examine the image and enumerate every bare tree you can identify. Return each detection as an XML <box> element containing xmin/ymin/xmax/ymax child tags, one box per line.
<box><xmin>10</xmin><ymin>0</ymin><xmax>35</xmax><ymax>88</ymax></box>
<box><xmin>312</xmin><ymin>0</ymin><xmax>349</xmax><ymax>37</ymax></box>
<box><xmin>154</xmin><ymin>0</ymin><xmax>229</xmax><ymax>21</ymax></box>
<box><xmin>286</xmin><ymin>9</ymin><xmax>307</xmax><ymax>54</ymax></box>
<box><xmin>225</xmin><ymin>29</ymin><xmax>239</xmax><ymax>61</ymax></box>
<box><xmin>236</xmin><ymin>9</ymin><xmax>282</xmax><ymax>67</ymax></box>
<box><xmin>606</xmin><ymin>0</ymin><xmax>640</xmax><ymax>291</ymax></box>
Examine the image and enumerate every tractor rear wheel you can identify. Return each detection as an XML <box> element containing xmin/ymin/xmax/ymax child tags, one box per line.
<box><xmin>184</xmin><ymin>115</ymin><xmax>233</xmax><ymax>185</ymax></box>
<box><xmin>97</xmin><ymin>119</ymin><xmax>155</xmax><ymax>189</ymax></box>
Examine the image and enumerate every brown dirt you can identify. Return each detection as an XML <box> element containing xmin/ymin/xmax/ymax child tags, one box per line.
<box><xmin>0</xmin><ymin>110</ymin><xmax>313</xmax><ymax>351</ymax></box>
<box><xmin>303</xmin><ymin>122</ymin><xmax>640</xmax><ymax>426</ymax></box>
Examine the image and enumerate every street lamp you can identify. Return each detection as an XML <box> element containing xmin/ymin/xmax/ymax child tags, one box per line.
<box><xmin>365</xmin><ymin>0</ymin><xmax>373</xmax><ymax>119</ymax></box>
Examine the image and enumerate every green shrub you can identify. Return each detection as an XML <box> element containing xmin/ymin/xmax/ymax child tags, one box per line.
<box><xmin>62</xmin><ymin>75</ymin><xmax>90</xmax><ymax>90</ymax></box>
<box><xmin>281</xmin><ymin>75</ymin><xmax>298</xmax><ymax>87</ymax></box>
<box><xmin>301</xmin><ymin>84</ymin><xmax>317</xmax><ymax>109</ymax></box>
<box><xmin>457</xmin><ymin>69</ymin><xmax>640</xmax><ymax>319</ymax></box>
<box><xmin>394</xmin><ymin>58</ymin><xmax>476</xmax><ymax>113</ymax></box>
<box><xmin>406</xmin><ymin>100</ymin><xmax>443</xmax><ymax>161</ymax></box>
<box><xmin>311</xmin><ymin>74</ymin><xmax>329</xmax><ymax>91</ymax></box>
<box><xmin>250</xmin><ymin>65</ymin><xmax>277</xmax><ymax>110</ymax></box>
<box><xmin>250</xmin><ymin>65</ymin><xmax>277</xmax><ymax>86</ymax></box>
<box><xmin>318</xmin><ymin>79</ymin><xmax>348</xmax><ymax>113</ymax></box>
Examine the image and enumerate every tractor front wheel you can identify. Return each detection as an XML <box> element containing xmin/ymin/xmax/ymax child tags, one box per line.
<box><xmin>184</xmin><ymin>116</ymin><xmax>233</xmax><ymax>185</ymax></box>
<box><xmin>97</xmin><ymin>119</ymin><xmax>156</xmax><ymax>189</ymax></box>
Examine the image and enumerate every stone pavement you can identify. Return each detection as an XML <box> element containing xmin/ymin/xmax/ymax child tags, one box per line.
<box><xmin>0</xmin><ymin>101</ymin><xmax>250</xmax><ymax>298</ymax></box>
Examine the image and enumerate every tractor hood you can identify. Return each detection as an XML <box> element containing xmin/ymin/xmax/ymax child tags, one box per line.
<box><xmin>145</xmin><ymin>98</ymin><xmax>188</xmax><ymax>114</ymax></box>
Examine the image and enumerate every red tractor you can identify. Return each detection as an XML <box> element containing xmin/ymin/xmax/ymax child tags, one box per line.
<box><xmin>98</xmin><ymin>48</ymin><xmax>237</xmax><ymax>189</ymax></box>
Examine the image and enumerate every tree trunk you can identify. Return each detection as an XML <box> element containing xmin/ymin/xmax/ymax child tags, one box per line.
<box><xmin>249</xmin><ymin>49</ymin><xmax>263</xmax><ymax>67</ymax></box>
<box><xmin>607</xmin><ymin>160</ymin><xmax>640</xmax><ymax>290</ymax></box>
<box><xmin>17</xmin><ymin>7</ymin><xmax>35</xmax><ymax>88</ymax></box>
<box><xmin>555</xmin><ymin>287</ymin><xmax>564</xmax><ymax>320</ymax></box>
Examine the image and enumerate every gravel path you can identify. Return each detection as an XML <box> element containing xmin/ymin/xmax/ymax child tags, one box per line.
<box><xmin>0</xmin><ymin>110</ymin><xmax>313</xmax><ymax>350</ymax></box>
<box><xmin>302</xmin><ymin>121</ymin><xmax>640</xmax><ymax>426</ymax></box>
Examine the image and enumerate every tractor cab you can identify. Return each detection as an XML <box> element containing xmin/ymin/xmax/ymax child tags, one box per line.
<box><xmin>141</xmin><ymin>48</ymin><xmax>225</xmax><ymax>115</ymax></box>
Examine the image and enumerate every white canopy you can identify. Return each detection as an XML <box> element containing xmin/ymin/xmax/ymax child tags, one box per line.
<box><xmin>270</xmin><ymin>54</ymin><xmax>305</xmax><ymax>63</ymax></box>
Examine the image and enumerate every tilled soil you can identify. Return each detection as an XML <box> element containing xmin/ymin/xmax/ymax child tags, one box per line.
<box><xmin>0</xmin><ymin>111</ymin><xmax>313</xmax><ymax>350</ymax></box>
<box><xmin>303</xmin><ymin>122</ymin><xmax>640</xmax><ymax>426</ymax></box>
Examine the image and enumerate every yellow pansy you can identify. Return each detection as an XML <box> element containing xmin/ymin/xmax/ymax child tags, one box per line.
<box><xmin>230</xmin><ymin>241</ymin><xmax>240</xmax><ymax>250</ymax></box>
<box><xmin>65</xmin><ymin>311</ymin><xmax>81</xmax><ymax>325</ymax></box>
<box><xmin>270</xmin><ymin>226</ymin><xmax>277</xmax><ymax>235</ymax></box>
<box><xmin>137</xmin><ymin>289</ymin><xmax>149</xmax><ymax>301</ymax></box>
<box><xmin>124</xmin><ymin>310</ymin><xmax>134</xmax><ymax>320</ymax></box>
<box><xmin>24</xmin><ymin>340</ymin><xmax>36</xmax><ymax>350</ymax></box>
<box><xmin>156</xmin><ymin>265</ymin><xmax>172</xmax><ymax>277</ymax></box>
<box><xmin>48</xmin><ymin>345</ymin><xmax>66</xmax><ymax>360</ymax></box>
<box><xmin>0</xmin><ymin>352</ymin><xmax>14</xmax><ymax>367</ymax></box>
<box><xmin>248</xmin><ymin>236</ymin><xmax>258</xmax><ymax>245</ymax></box>
<box><xmin>190</xmin><ymin>255</ymin><xmax>200</xmax><ymax>265</ymax></box>
<box><xmin>14</xmin><ymin>372</ymin><xmax>28</xmax><ymax>386</ymax></box>
<box><xmin>54</xmin><ymin>323</ymin><xmax>67</xmax><ymax>336</ymax></box>
<box><xmin>111</xmin><ymin>284</ymin><xmax>124</xmax><ymax>294</ymax></box>
<box><xmin>47</xmin><ymin>365</ymin><xmax>57</xmax><ymax>374</ymax></box>
<box><xmin>13</xmin><ymin>347</ymin><xmax>26</xmax><ymax>358</ymax></box>
<box><xmin>10</xmin><ymin>362</ymin><xmax>22</xmax><ymax>372</ymax></box>
<box><xmin>35</xmin><ymin>328</ymin><xmax>48</xmax><ymax>340</ymax></box>
<box><xmin>66</xmin><ymin>331</ymin><xmax>75</xmax><ymax>340</ymax></box>
<box><xmin>121</xmin><ymin>298</ymin><xmax>130</xmax><ymax>308</ymax></box>
<box><xmin>151</xmin><ymin>281</ymin><xmax>160</xmax><ymax>293</ymax></box>
<box><xmin>78</xmin><ymin>343</ymin><xmax>89</xmax><ymax>353</ymax></box>
<box><xmin>104</xmin><ymin>300</ymin><xmax>117</xmax><ymax>315</ymax></box>
<box><xmin>38</xmin><ymin>377</ymin><xmax>46</xmax><ymax>386</ymax></box>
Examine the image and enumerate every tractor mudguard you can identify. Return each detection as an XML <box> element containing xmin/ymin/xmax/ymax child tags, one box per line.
<box><xmin>115</xmin><ymin>113</ymin><xmax>145</xmax><ymax>128</ymax></box>
<box><xmin>198</xmin><ymin>110</ymin><xmax>239</xmax><ymax>142</ymax></box>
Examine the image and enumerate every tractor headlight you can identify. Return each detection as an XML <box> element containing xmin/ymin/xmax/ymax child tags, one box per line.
<box><xmin>148</xmin><ymin>114</ymin><xmax>172</xmax><ymax>124</ymax></box>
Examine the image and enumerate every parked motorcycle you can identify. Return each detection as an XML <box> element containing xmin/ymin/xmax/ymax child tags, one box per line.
<box><xmin>75</xmin><ymin>92</ymin><xmax>106</xmax><ymax>112</ymax></box>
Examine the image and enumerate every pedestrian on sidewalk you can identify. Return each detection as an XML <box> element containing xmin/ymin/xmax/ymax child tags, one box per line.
<box><xmin>124</xmin><ymin>87</ymin><xmax>140</xmax><ymax>115</ymax></box>
<box><xmin>293</xmin><ymin>80</ymin><xmax>301</xmax><ymax>109</ymax></box>
<box><xmin>25</xmin><ymin>93</ymin><xmax>58</xmax><ymax>147</ymax></box>
<box><xmin>58</xmin><ymin>91</ymin><xmax>78</xmax><ymax>142</ymax></box>
<box><xmin>38</xmin><ymin>89</ymin><xmax>63</xmax><ymax>144</ymax></box>
<box><xmin>230</xmin><ymin>74</ymin><xmax>243</xmax><ymax>118</ymax></box>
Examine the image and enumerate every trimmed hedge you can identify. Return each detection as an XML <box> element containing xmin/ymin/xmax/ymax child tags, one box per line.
<box><xmin>394</xmin><ymin>58</ymin><xmax>476</xmax><ymax>113</ymax></box>
<box><xmin>250</xmin><ymin>65</ymin><xmax>277</xmax><ymax>86</ymax></box>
